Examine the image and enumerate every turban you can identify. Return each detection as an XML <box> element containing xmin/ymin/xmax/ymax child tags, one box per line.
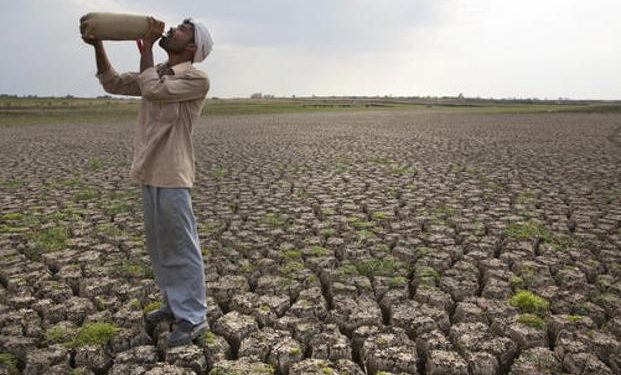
<box><xmin>186</xmin><ymin>18</ymin><xmax>213</xmax><ymax>63</ymax></box>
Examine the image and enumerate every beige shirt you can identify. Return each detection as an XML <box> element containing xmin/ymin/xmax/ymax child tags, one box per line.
<box><xmin>96</xmin><ymin>61</ymin><xmax>209</xmax><ymax>188</ymax></box>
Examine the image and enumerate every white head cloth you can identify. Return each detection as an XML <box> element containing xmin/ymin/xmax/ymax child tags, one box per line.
<box><xmin>187</xmin><ymin>18</ymin><xmax>213</xmax><ymax>63</ymax></box>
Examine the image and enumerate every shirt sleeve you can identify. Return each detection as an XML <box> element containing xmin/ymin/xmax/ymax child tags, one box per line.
<box><xmin>96</xmin><ymin>67</ymin><xmax>142</xmax><ymax>97</ymax></box>
<box><xmin>138</xmin><ymin>67</ymin><xmax>209</xmax><ymax>103</ymax></box>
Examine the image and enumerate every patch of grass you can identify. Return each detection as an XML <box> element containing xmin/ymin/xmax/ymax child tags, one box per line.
<box><xmin>547</xmin><ymin>235</ymin><xmax>585</xmax><ymax>252</ymax></box>
<box><xmin>62</xmin><ymin>177</ymin><xmax>83</xmax><ymax>187</ymax></box>
<box><xmin>119</xmin><ymin>260</ymin><xmax>152</xmax><ymax>279</ymax></box>
<box><xmin>388</xmin><ymin>276</ymin><xmax>409</xmax><ymax>287</ymax></box>
<box><xmin>0</xmin><ymin>179</ymin><xmax>21</xmax><ymax>190</ymax></box>
<box><xmin>509</xmin><ymin>290</ymin><xmax>549</xmax><ymax>316</ymax></box>
<box><xmin>417</xmin><ymin>266</ymin><xmax>441</xmax><ymax>285</ymax></box>
<box><xmin>371</xmin><ymin>212</ymin><xmax>387</xmax><ymax>221</ymax></box>
<box><xmin>416</xmin><ymin>246</ymin><xmax>433</xmax><ymax>259</ymax></box>
<box><xmin>319</xmin><ymin>228</ymin><xmax>335</xmax><ymax>239</ymax></box>
<box><xmin>566</xmin><ymin>315</ymin><xmax>583</xmax><ymax>322</ymax></box>
<box><xmin>65</xmin><ymin>322</ymin><xmax>121</xmax><ymax>348</ymax></box>
<box><xmin>320</xmin><ymin>208</ymin><xmax>336</xmax><ymax>216</ymax></box>
<box><xmin>282</xmin><ymin>249</ymin><xmax>302</xmax><ymax>259</ymax></box>
<box><xmin>432</xmin><ymin>206</ymin><xmax>457</xmax><ymax>218</ymax></box>
<box><xmin>296</xmin><ymin>188</ymin><xmax>311</xmax><ymax>198</ymax></box>
<box><xmin>356</xmin><ymin>229</ymin><xmax>376</xmax><ymax>241</ymax></box>
<box><xmin>29</xmin><ymin>225</ymin><xmax>70</xmax><ymax>255</ymax></box>
<box><xmin>45</xmin><ymin>325</ymin><xmax>77</xmax><ymax>344</ymax></box>
<box><xmin>143</xmin><ymin>301</ymin><xmax>161</xmax><ymax>315</ymax></box>
<box><xmin>279</xmin><ymin>261</ymin><xmax>305</xmax><ymax>276</ymax></box>
<box><xmin>94</xmin><ymin>297</ymin><xmax>106</xmax><ymax>312</ymax></box>
<box><xmin>289</xmin><ymin>347</ymin><xmax>301</xmax><ymax>356</ymax></box>
<box><xmin>515</xmin><ymin>190</ymin><xmax>536</xmax><ymax>205</ymax></box>
<box><xmin>333</xmin><ymin>162</ymin><xmax>350</xmax><ymax>174</ymax></box>
<box><xmin>200</xmin><ymin>330</ymin><xmax>217</xmax><ymax>346</ymax></box>
<box><xmin>74</xmin><ymin>187</ymin><xmax>97</xmax><ymax>201</ymax></box>
<box><xmin>335</xmin><ymin>262</ymin><xmax>359</xmax><ymax>279</ymax></box>
<box><xmin>209</xmin><ymin>166</ymin><xmax>227</xmax><ymax>180</ymax></box>
<box><xmin>87</xmin><ymin>158</ymin><xmax>102</xmax><ymax>171</ymax></box>
<box><xmin>517</xmin><ymin>313</ymin><xmax>546</xmax><ymax>329</ymax></box>
<box><xmin>505</xmin><ymin>221</ymin><xmax>551</xmax><ymax>242</ymax></box>
<box><xmin>96</xmin><ymin>223</ymin><xmax>125</xmax><ymax>237</ymax></box>
<box><xmin>347</xmin><ymin>217</ymin><xmax>374</xmax><ymax>229</ymax></box>
<box><xmin>572</xmin><ymin>303</ymin><xmax>590</xmax><ymax>316</ymax></box>
<box><xmin>390</xmin><ymin>165</ymin><xmax>415</xmax><ymax>176</ymax></box>
<box><xmin>509</xmin><ymin>275</ymin><xmax>525</xmax><ymax>290</ymax></box>
<box><xmin>128</xmin><ymin>299</ymin><xmax>141</xmax><ymax>310</ymax></box>
<box><xmin>0</xmin><ymin>352</ymin><xmax>18</xmax><ymax>375</ymax></box>
<box><xmin>1</xmin><ymin>212</ymin><xmax>24</xmax><ymax>221</ymax></box>
<box><xmin>368</xmin><ymin>157</ymin><xmax>395</xmax><ymax>165</ymax></box>
<box><xmin>310</xmin><ymin>246</ymin><xmax>330</xmax><ymax>256</ymax></box>
<box><xmin>102</xmin><ymin>201</ymin><xmax>130</xmax><ymax>216</ymax></box>
<box><xmin>199</xmin><ymin>221</ymin><xmax>222</xmax><ymax>235</ymax></box>
<box><xmin>261</xmin><ymin>213</ymin><xmax>285</xmax><ymax>228</ymax></box>
<box><xmin>355</xmin><ymin>257</ymin><xmax>403</xmax><ymax>278</ymax></box>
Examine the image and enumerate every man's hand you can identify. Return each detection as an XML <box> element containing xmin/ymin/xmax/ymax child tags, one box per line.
<box><xmin>80</xmin><ymin>15</ymin><xmax>101</xmax><ymax>47</ymax></box>
<box><xmin>82</xmin><ymin>34</ymin><xmax>102</xmax><ymax>47</ymax></box>
<box><xmin>143</xmin><ymin>17</ymin><xmax>165</xmax><ymax>47</ymax></box>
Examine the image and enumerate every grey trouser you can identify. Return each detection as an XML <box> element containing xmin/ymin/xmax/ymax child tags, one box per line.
<box><xmin>142</xmin><ymin>185</ymin><xmax>206</xmax><ymax>325</ymax></box>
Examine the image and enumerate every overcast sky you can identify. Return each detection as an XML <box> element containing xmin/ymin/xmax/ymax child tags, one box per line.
<box><xmin>1</xmin><ymin>0</ymin><xmax>619</xmax><ymax>99</ymax></box>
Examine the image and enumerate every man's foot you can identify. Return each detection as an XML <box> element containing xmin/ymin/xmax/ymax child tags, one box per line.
<box><xmin>168</xmin><ymin>320</ymin><xmax>210</xmax><ymax>347</ymax></box>
<box><xmin>145</xmin><ymin>309</ymin><xmax>174</xmax><ymax>324</ymax></box>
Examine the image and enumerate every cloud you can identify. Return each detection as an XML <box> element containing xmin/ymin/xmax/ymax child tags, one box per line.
<box><xmin>0</xmin><ymin>0</ymin><xmax>619</xmax><ymax>99</ymax></box>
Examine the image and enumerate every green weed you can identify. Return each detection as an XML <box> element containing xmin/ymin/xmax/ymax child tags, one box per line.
<box><xmin>517</xmin><ymin>313</ymin><xmax>546</xmax><ymax>329</ymax></box>
<box><xmin>88</xmin><ymin>158</ymin><xmax>102</xmax><ymax>171</ymax></box>
<box><xmin>509</xmin><ymin>290</ymin><xmax>549</xmax><ymax>315</ymax></box>
<box><xmin>65</xmin><ymin>322</ymin><xmax>121</xmax><ymax>348</ymax></box>
<box><xmin>0</xmin><ymin>353</ymin><xmax>18</xmax><ymax>375</ymax></box>
<box><xmin>505</xmin><ymin>221</ymin><xmax>551</xmax><ymax>242</ymax></box>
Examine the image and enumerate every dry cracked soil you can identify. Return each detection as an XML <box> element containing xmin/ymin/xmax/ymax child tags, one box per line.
<box><xmin>0</xmin><ymin>110</ymin><xmax>620</xmax><ymax>375</ymax></box>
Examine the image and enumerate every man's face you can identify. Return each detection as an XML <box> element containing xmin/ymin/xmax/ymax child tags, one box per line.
<box><xmin>159</xmin><ymin>19</ymin><xmax>194</xmax><ymax>53</ymax></box>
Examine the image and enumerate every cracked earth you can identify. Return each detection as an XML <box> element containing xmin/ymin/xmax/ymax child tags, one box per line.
<box><xmin>0</xmin><ymin>110</ymin><xmax>620</xmax><ymax>374</ymax></box>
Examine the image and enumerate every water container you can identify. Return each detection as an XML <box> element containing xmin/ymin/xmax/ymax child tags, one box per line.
<box><xmin>80</xmin><ymin>12</ymin><xmax>161</xmax><ymax>40</ymax></box>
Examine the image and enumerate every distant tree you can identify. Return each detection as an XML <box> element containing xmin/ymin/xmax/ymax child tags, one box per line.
<box><xmin>250</xmin><ymin>93</ymin><xmax>263</xmax><ymax>99</ymax></box>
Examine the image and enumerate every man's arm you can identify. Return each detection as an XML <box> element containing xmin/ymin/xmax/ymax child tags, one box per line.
<box><xmin>82</xmin><ymin>31</ymin><xmax>141</xmax><ymax>96</ymax></box>
<box><xmin>140</xmin><ymin>17</ymin><xmax>163</xmax><ymax>73</ymax></box>
<box><xmin>92</xmin><ymin>40</ymin><xmax>111</xmax><ymax>74</ymax></box>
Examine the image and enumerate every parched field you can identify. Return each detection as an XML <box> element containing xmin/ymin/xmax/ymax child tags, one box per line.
<box><xmin>0</xmin><ymin>108</ymin><xmax>620</xmax><ymax>374</ymax></box>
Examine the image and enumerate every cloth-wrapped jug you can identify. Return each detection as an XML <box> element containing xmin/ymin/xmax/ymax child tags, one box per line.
<box><xmin>80</xmin><ymin>12</ymin><xmax>162</xmax><ymax>40</ymax></box>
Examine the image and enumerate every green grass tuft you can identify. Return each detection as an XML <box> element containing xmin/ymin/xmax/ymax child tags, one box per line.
<box><xmin>29</xmin><ymin>225</ymin><xmax>70</xmax><ymax>256</ymax></box>
<box><xmin>509</xmin><ymin>290</ymin><xmax>549</xmax><ymax>315</ymax></box>
<box><xmin>142</xmin><ymin>301</ymin><xmax>161</xmax><ymax>315</ymax></box>
<box><xmin>505</xmin><ymin>221</ymin><xmax>551</xmax><ymax>242</ymax></box>
<box><xmin>0</xmin><ymin>353</ymin><xmax>18</xmax><ymax>375</ymax></box>
<box><xmin>517</xmin><ymin>313</ymin><xmax>546</xmax><ymax>329</ymax></box>
<box><xmin>261</xmin><ymin>213</ymin><xmax>285</xmax><ymax>228</ymax></box>
<box><xmin>87</xmin><ymin>158</ymin><xmax>102</xmax><ymax>171</ymax></box>
<box><xmin>355</xmin><ymin>257</ymin><xmax>403</xmax><ymax>278</ymax></box>
<box><xmin>65</xmin><ymin>322</ymin><xmax>121</xmax><ymax>348</ymax></box>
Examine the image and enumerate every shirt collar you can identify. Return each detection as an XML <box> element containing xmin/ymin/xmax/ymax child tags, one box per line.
<box><xmin>170</xmin><ymin>61</ymin><xmax>192</xmax><ymax>75</ymax></box>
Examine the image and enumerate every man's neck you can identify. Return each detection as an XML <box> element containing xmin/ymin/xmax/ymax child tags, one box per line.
<box><xmin>167</xmin><ymin>54</ymin><xmax>192</xmax><ymax>67</ymax></box>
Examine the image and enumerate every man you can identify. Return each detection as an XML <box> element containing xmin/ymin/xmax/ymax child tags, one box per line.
<box><xmin>82</xmin><ymin>16</ymin><xmax>213</xmax><ymax>347</ymax></box>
